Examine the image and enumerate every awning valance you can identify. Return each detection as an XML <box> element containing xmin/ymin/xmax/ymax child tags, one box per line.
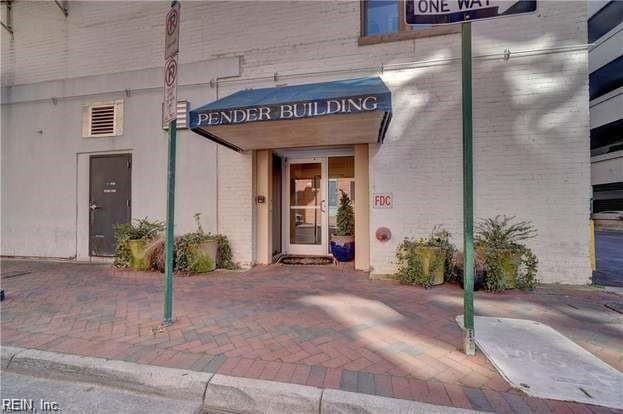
<box><xmin>189</xmin><ymin>77</ymin><xmax>392</xmax><ymax>151</ymax></box>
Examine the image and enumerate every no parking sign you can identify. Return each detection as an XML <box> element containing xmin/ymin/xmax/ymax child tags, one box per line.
<box><xmin>163</xmin><ymin>2</ymin><xmax>180</xmax><ymax>125</ymax></box>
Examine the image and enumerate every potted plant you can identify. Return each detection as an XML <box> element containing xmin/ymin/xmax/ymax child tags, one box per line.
<box><xmin>114</xmin><ymin>218</ymin><xmax>164</xmax><ymax>270</ymax></box>
<box><xmin>192</xmin><ymin>213</ymin><xmax>218</xmax><ymax>271</ymax></box>
<box><xmin>174</xmin><ymin>213</ymin><xmax>218</xmax><ymax>274</ymax></box>
<box><xmin>395</xmin><ymin>227</ymin><xmax>455</xmax><ymax>288</ymax></box>
<box><xmin>475</xmin><ymin>215</ymin><xmax>539</xmax><ymax>292</ymax></box>
<box><xmin>330</xmin><ymin>190</ymin><xmax>355</xmax><ymax>262</ymax></box>
<box><xmin>144</xmin><ymin>231</ymin><xmax>236</xmax><ymax>273</ymax></box>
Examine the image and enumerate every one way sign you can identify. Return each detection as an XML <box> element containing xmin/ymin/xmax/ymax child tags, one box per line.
<box><xmin>405</xmin><ymin>0</ymin><xmax>536</xmax><ymax>25</ymax></box>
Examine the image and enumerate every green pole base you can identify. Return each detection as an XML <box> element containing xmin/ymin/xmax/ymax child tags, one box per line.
<box><xmin>464</xmin><ymin>328</ymin><xmax>476</xmax><ymax>356</ymax></box>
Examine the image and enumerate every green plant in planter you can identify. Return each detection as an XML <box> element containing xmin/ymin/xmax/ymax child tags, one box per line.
<box><xmin>188</xmin><ymin>252</ymin><xmax>215</xmax><ymax>274</ymax></box>
<box><xmin>395</xmin><ymin>227</ymin><xmax>455</xmax><ymax>288</ymax></box>
<box><xmin>173</xmin><ymin>213</ymin><xmax>237</xmax><ymax>274</ymax></box>
<box><xmin>140</xmin><ymin>214</ymin><xmax>237</xmax><ymax>273</ymax></box>
<box><xmin>331</xmin><ymin>190</ymin><xmax>356</xmax><ymax>262</ymax></box>
<box><xmin>475</xmin><ymin>215</ymin><xmax>539</xmax><ymax>292</ymax></box>
<box><xmin>175</xmin><ymin>232</ymin><xmax>213</xmax><ymax>273</ymax></box>
<box><xmin>114</xmin><ymin>218</ymin><xmax>164</xmax><ymax>269</ymax></box>
<box><xmin>336</xmin><ymin>190</ymin><xmax>354</xmax><ymax>237</ymax></box>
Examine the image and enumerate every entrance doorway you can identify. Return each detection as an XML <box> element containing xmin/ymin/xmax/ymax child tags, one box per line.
<box><xmin>284</xmin><ymin>154</ymin><xmax>354</xmax><ymax>256</ymax></box>
<box><xmin>89</xmin><ymin>154</ymin><xmax>131</xmax><ymax>256</ymax></box>
<box><xmin>286</xmin><ymin>157</ymin><xmax>327</xmax><ymax>255</ymax></box>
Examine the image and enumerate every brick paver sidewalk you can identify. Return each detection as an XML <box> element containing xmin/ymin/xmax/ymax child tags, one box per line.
<box><xmin>1</xmin><ymin>259</ymin><xmax>622</xmax><ymax>413</ymax></box>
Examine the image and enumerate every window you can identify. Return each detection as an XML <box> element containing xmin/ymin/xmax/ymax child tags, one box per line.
<box><xmin>360</xmin><ymin>0</ymin><xmax>459</xmax><ymax>45</ymax></box>
<box><xmin>366</xmin><ymin>0</ymin><xmax>399</xmax><ymax>36</ymax></box>
<box><xmin>588</xmin><ymin>1</ymin><xmax>623</xmax><ymax>43</ymax></box>
<box><xmin>328</xmin><ymin>156</ymin><xmax>355</xmax><ymax>239</ymax></box>
<box><xmin>82</xmin><ymin>100</ymin><xmax>123</xmax><ymax>137</ymax></box>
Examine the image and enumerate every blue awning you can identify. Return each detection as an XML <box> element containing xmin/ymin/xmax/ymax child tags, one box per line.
<box><xmin>189</xmin><ymin>77</ymin><xmax>392</xmax><ymax>151</ymax></box>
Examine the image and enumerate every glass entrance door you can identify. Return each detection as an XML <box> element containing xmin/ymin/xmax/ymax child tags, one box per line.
<box><xmin>285</xmin><ymin>158</ymin><xmax>327</xmax><ymax>255</ymax></box>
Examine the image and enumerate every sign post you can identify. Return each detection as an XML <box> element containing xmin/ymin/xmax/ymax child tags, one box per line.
<box><xmin>163</xmin><ymin>0</ymin><xmax>180</xmax><ymax>326</ymax></box>
<box><xmin>405</xmin><ymin>0</ymin><xmax>537</xmax><ymax>355</ymax></box>
<box><xmin>461</xmin><ymin>21</ymin><xmax>475</xmax><ymax>356</ymax></box>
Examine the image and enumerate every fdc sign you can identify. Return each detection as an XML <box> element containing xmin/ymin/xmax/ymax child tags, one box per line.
<box><xmin>406</xmin><ymin>0</ymin><xmax>536</xmax><ymax>25</ymax></box>
<box><xmin>373</xmin><ymin>193</ymin><xmax>393</xmax><ymax>209</ymax></box>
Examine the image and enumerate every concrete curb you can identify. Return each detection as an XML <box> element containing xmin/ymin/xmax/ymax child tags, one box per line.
<box><xmin>2</xmin><ymin>346</ymin><xmax>479</xmax><ymax>414</ymax></box>
<box><xmin>204</xmin><ymin>374</ymin><xmax>321</xmax><ymax>414</ymax></box>
<box><xmin>2</xmin><ymin>346</ymin><xmax>213</xmax><ymax>401</ymax></box>
<box><xmin>321</xmin><ymin>388</ymin><xmax>477</xmax><ymax>413</ymax></box>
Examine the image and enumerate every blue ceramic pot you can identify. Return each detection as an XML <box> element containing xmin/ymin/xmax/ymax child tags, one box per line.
<box><xmin>330</xmin><ymin>239</ymin><xmax>355</xmax><ymax>262</ymax></box>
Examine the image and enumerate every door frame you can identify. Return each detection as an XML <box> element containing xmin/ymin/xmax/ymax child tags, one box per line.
<box><xmin>283</xmin><ymin>157</ymin><xmax>328</xmax><ymax>256</ymax></box>
<box><xmin>88</xmin><ymin>153</ymin><xmax>132</xmax><ymax>257</ymax></box>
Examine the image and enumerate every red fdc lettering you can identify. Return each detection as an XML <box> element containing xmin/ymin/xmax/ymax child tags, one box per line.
<box><xmin>374</xmin><ymin>195</ymin><xmax>392</xmax><ymax>208</ymax></box>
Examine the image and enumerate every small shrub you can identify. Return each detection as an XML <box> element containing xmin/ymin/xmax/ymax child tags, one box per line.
<box><xmin>516</xmin><ymin>246</ymin><xmax>538</xmax><ymax>290</ymax></box>
<box><xmin>174</xmin><ymin>232</ymin><xmax>210</xmax><ymax>273</ymax></box>
<box><xmin>475</xmin><ymin>215</ymin><xmax>539</xmax><ymax>292</ymax></box>
<box><xmin>186</xmin><ymin>213</ymin><xmax>236</xmax><ymax>270</ymax></box>
<box><xmin>335</xmin><ymin>190</ymin><xmax>354</xmax><ymax>236</ymax></box>
<box><xmin>188</xmin><ymin>251</ymin><xmax>214</xmax><ymax>273</ymax></box>
<box><xmin>137</xmin><ymin>213</ymin><xmax>237</xmax><ymax>273</ymax></box>
<box><xmin>212</xmin><ymin>233</ymin><xmax>236</xmax><ymax>269</ymax></box>
<box><xmin>114</xmin><ymin>218</ymin><xmax>164</xmax><ymax>268</ymax></box>
<box><xmin>395</xmin><ymin>227</ymin><xmax>455</xmax><ymax>288</ymax></box>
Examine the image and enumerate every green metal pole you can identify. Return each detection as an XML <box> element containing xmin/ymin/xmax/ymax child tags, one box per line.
<box><xmin>164</xmin><ymin>119</ymin><xmax>176</xmax><ymax>325</ymax></box>
<box><xmin>462</xmin><ymin>21</ymin><xmax>475</xmax><ymax>356</ymax></box>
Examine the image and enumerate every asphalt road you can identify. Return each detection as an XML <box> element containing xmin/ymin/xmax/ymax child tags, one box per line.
<box><xmin>1</xmin><ymin>372</ymin><xmax>204</xmax><ymax>414</ymax></box>
<box><xmin>593</xmin><ymin>231</ymin><xmax>623</xmax><ymax>287</ymax></box>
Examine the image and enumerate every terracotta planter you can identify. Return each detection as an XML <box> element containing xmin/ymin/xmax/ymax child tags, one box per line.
<box><xmin>330</xmin><ymin>235</ymin><xmax>355</xmax><ymax>262</ymax></box>
<box><xmin>415</xmin><ymin>246</ymin><xmax>445</xmax><ymax>286</ymax></box>
<box><xmin>127</xmin><ymin>239</ymin><xmax>148</xmax><ymax>270</ymax></box>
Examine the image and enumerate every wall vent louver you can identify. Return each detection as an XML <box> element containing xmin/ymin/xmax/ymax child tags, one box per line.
<box><xmin>82</xmin><ymin>100</ymin><xmax>124</xmax><ymax>138</ymax></box>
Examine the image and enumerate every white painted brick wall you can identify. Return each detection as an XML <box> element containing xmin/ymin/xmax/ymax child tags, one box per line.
<box><xmin>1</xmin><ymin>1</ymin><xmax>591</xmax><ymax>282</ymax></box>
<box><xmin>217</xmin><ymin>146</ymin><xmax>254</xmax><ymax>268</ymax></box>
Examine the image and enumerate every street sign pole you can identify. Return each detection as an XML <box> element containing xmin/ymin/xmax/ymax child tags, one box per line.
<box><xmin>164</xmin><ymin>118</ymin><xmax>176</xmax><ymax>325</ymax></box>
<box><xmin>461</xmin><ymin>21</ymin><xmax>475</xmax><ymax>356</ymax></box>
<box><xmin>162</xmin><ymin>0</ymin><xmax>180</xmax><ymax>326</ymax></box>
<box><xmin>404</xmin><ymin>0</ymin><xmax>538</xmax><ymax>357</ymax></box>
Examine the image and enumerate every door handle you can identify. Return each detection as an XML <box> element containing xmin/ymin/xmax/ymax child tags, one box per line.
<box><xmin>320</xmin><ymin>200</ymin><xmax>326</xmax><ymax>213</ymax></box>
<box><xmin>89</xmin><ymin>203</ymin><xmax>99</xmax><ymax>211</ymax></box>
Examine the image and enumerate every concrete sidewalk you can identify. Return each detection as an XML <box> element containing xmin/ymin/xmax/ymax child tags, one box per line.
<box><xmin>1</xmin><ymin>346</ymin><xmax>478</xmax><ymax>414</ymax></box>
<box><xmin>2</xmin><ymin>259</ymin><xmax>622</xmax><ymax>413</ymax></box>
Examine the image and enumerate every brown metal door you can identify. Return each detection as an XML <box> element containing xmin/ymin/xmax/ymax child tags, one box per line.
<box><xmin>89</xmin><ymin>154</ymin><xmax>131</xmax><ymax>256</ymax></box>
